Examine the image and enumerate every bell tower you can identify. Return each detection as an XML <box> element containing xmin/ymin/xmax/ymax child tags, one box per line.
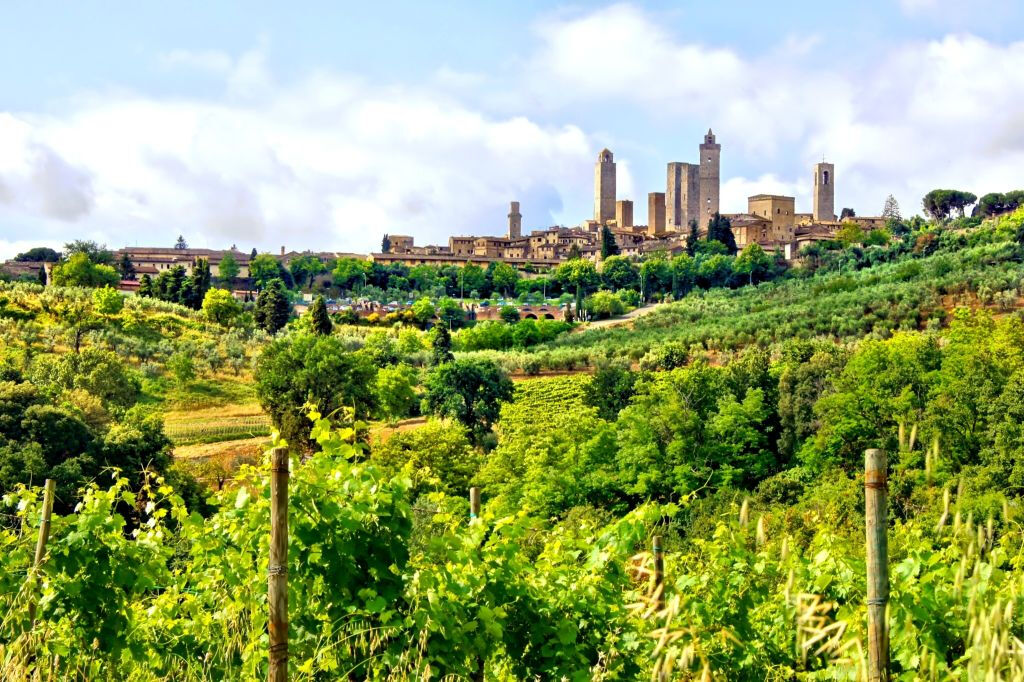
<box><xmin>698</xmin><ymin>129</ymin><xmax>721</xmax><ymax>227</ymax></box>
<box><xmin>507</xmin><ymin>201</ymin><xmax>522</xmax><ymax>239</ymax></box>
<box><xmin>813</xmin><ymin>162</ymin><xmax>835</xmax><ymax>222</ymax></box>
<box><xmin>594</xmin><ymin>148</ymin><xmax>616</xmax><ymax>224</ymax></box>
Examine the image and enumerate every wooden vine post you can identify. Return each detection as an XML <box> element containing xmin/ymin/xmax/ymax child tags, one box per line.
<box><xmin>864</xmin><ymin>448</ymin><xmax>890</xmax><ymax>682</ymax></box>
<box><xmin>28</xmin><ymin>478</ymin><xmax>56</xmax><ymax>625</ymax></box>
<box><xmin>469</xmin><ymin>487</ymin><xmax>484</xmax><ymax>682</ymax></box>
<box><xmin>652</xmin><ymin>535</ymin><xmax>665</xmax><ymax>612</ymax></box>
<box><xmin>469</xmin><ymin>486</ymin><xmax>481</xmax><ymax>520</ymax></box>
<box><xmin>268</xmin><ymin>448</ymin><xmax>289</xmax><ymax>682</ymax></box>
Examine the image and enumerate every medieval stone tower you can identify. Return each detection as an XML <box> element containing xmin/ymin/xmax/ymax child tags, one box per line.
<box><xmin>507</xmin><ymin>201</ymin><xmax>522</xmax><ymax>239</ymax></box>
<box><xmin>666</xmin><ymin>162</ymin><xmax>699</xmax><ymax>232</ymax></box>
<box><xmin>813</xmin><ymin>162</ymin><xmax>835</xmax><ymax>222</ymax></box>
<box><xmin>594</xmin><ymin>148</ymin><xmax>616</xmax><ymax>224</ymax></box>
<box><xmin>698</xmin><ymin>129</ymin><xmax>721</xmax><ymax>226</ymax></box>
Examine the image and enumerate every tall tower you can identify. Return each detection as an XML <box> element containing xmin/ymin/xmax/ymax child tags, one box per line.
<box><xmin>698</xmin><ymin>129</ymin><xmax>721</xmax><ymax>227</ymax></box>
<box><xmin>507</xmin><ymin>201</ymin><xmax>522</xmax><ymax>239</ymax></box>
<box><xmin>667</xmin><ymin>163</ymin><xmax>697</xmax><ymax>231</ymax></box>
<box><xmin>647</xmin><ymin>192</ymin><xmax>666</xmax><ymax>235</ymax></box>
<box><xmin>615</xmin><ymin>200</ymin><xmax>633</xmax><ymax>229</ymax></box>
<box><xmin>594</xmin><ymin>148</ymin><xmax>616</xmax><ymax>224</ymax></box>
<box><xmin>813</xmin><ymin>162</ymin><xmax>835</xmax><ymax>222</ymax></box>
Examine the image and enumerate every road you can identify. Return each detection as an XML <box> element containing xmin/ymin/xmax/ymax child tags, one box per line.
<box><xmin>578</xmin><ymin>302</ymin><xmax>663</xmax><ymax>330</ymax></box>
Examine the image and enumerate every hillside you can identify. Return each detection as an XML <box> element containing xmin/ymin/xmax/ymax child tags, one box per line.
<box><xmin>3</xmin><ymin>210</ymin><xmax>1024</xmax><ymax>678</ymax></box>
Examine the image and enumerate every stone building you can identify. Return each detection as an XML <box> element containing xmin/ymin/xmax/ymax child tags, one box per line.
<box><xmin>507</xmin><ymin>201</ymin><xmax>522</xmax><ymax>239</ymax></box>
<box><xmin>666</xmin><ymin>162</ymin><xmax>699</xmax><ymax>231</ymax></box>
<box><xmin>813</xmin><ymin>162</ymin><xmax>835</xmax><ymax>222</ymax></box>
<box><xmin>117</xmin><ymin>247</ymin><xmax>252</xmax><ymax>279</ymax></box>
<box><xmin>615</xmin><ymin>200</ymin><xmax>634</xmax><ymax>229</ymax></box>
<box><xmin>594</xmin><ymin>149</ymin><xmax>616</xmax><ymax>224</ymax></box>
<box><xmin>647</xmin><ymin>192</ymin><xmax>666</xmax><ymax>235</ymax></box>
<box><xmin>699</xmin><ymin>129</ymin><xmax>721</xmax><ymax>223</ymax></box>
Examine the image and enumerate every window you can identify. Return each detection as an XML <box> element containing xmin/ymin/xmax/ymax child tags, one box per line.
<box><xmin>823</xmin><ymin>170</ymin><xmax>830</xmax><ymax>186</ymax></box>
<box><xmin>776</xmin><ymin>208</ymin><xmax>780</xmax><ymax>214</ymax></box>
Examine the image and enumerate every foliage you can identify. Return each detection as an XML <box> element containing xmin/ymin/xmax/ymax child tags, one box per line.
<box><xmin>600</xmin><ymin>225</ymin><xmax>620</xmax><ymax>259</ymax></box>
<box><xmin>307</xmin><ymin>295</ymin><xmax>332</xmax><ymax>335</ymax></box>
<box><xmin>923</xmin><ymin>188</ymin><xmax>978</xmax><ymax>220</ymax></box>
<box><xmin>91</xmin><ymin>286</ymin><xmax>123</xmax><ymax>315</ymax></box>
<box><xmin>201</xmin><ymin>288</ymin><xmax>242</xmax><ymax>325</ymax></box>
<box><xmin>254</xmin><ymin>280</ymin><xmax>291</xmax><ymax>334</ymax></box>
<box><xmin>424</xmin><ymin>358</ymin><xmax>514</xmax><ymax>442</ymax></box>
<box><xmin>375</xmin><ymin>363</ymin><xmax>419</xmax><ymax>423</ymax></box>
<box><xmin>50</xmin><ymin>253</ymin><xmax>120</xmax><ymax>288</ymax></box>
<box><xmin>254</xmin><ymin>332</ymin><xmax>378</xmax><ymax>450</ymax></box>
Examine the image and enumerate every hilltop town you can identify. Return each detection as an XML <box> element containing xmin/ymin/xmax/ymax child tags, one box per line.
<box><xmin>4</xmin><ymin>128</ymin><xmax>889</xmax><ymax>289</ymax></box>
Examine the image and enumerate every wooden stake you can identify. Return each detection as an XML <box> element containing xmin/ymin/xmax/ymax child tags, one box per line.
<box><xmin>469</xmin><ymin>487</ymin><xmax>485</xmax><ymax>681</ymax></box>
<box><xmin>653</xmin><ymin>535</ymin><xmax>665</xmax><ymax>611</ymax></box>
<box><xmin>865</xmin><ymin>448</ymin><xmax>890</xmax><ymax>682</ymax></box>
<box><xmin>28</xmin><ymin>479</ymin><xmax>55</xmax><ymax>626</ymax></box>
<box><xmin>469</xmin><ymin>486</ymin><xmax>481</xmax><ymax>520</ymax></box>
<box><xmin>268</xmin><ymin>448</ymin><xmax>289</xmax><ymax>682</ymax></box>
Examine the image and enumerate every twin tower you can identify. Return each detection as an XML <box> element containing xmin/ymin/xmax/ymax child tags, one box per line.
<box><xmin>594</xmin><ymin>130</ymin><xmax>721</xmax><ymax>234</ymax></box>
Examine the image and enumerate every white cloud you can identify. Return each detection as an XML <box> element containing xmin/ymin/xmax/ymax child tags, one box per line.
<box><xmin>0</xmin><ymin>70</ymin><xmax>593</xmax><ymax>258</ymax></box>
<box><xmin>526</xmin><ymin>6</ymin><xmax>1024</xmax><ymax>216</ymax></box>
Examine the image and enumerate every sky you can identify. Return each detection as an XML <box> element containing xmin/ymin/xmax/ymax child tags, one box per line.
<box><xmin>2</xmin><ymin>0</ymin><xmax>1023</xmax><ymax>259</ymax></box>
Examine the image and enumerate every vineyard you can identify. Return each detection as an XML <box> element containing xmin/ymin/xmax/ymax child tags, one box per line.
<box><xmin>163</xmin><ymin>414</ymin><xmax>272</xmax><ymax>445</ymax></box>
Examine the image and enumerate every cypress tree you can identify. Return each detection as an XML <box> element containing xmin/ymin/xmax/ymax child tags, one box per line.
<box><xmin>430</xmin><ymin>325</ymin><xmax>454</xmax><ymax>366</ymax></box>
<box><xmin>138</xmin><ymin>273</ymin><xmax>153</xmax><ymax>297</ymax></box>
<box><xmin>600</xmin><ymin>225</ymin><xmax>619</xmax><ymax>259</ymax></box>
<box><xmin>309</xmin><ymin>296</ymin><xmax>332</xmax><ymax>335</ymax></box>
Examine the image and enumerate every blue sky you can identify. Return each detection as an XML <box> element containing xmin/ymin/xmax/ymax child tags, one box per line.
<box><xmin>2</xmin><ymin>0</ymin><xmax>1023</xmax><ymax>257</ymax></box>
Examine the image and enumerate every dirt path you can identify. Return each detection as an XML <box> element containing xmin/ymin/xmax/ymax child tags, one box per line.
<box><xmin>577</xmin><ymin>302</ymin><xmax>663</xmax><ymax>331</ymax></box>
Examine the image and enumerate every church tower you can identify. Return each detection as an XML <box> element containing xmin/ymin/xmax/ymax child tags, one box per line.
<box><xmin>698</xmin><ymin>129</ymin><xmax>721</xmax><ymax>227</ymax></box>
<box><xmin>594</xmin><ymin>148</ymin><xmax>616</xmax><ymax>224</ymax></box>
<box><xmin>813</xmin><ymin>162</ymin><xmax>835</xmax><ymax>222</ymax></box>
<box><xmin>507</xmin><ymin>201</ymin><xmax>522</xmax><ymax>239</ymax></box>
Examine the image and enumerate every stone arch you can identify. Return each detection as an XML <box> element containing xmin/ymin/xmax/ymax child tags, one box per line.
<box><xmin>543</xmin><ymin>313</ymin><xmax>555</xmax><ymax>319</ymax></box>
<box><xmin>524</xmin><ymin>314</ymin><xmax>538</xmax><ymax>319</ymax></box>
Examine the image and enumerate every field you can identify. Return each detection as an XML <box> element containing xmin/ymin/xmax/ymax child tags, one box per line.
<box><xmin>6</xmin><ymin>211</ymin><xmax>1024</xmax><ymax>678</ymax></box>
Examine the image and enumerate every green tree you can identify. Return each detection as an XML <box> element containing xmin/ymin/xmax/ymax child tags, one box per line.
<box><xmin>381</xmin><ymin>234</ymin><xmax>391</xmax><ymax>253</ymax></box>
<box><xmin>369</xmin><ymin>419</ymin><xmax>478</xmax><ymax>496</ymax></box>
<box><xmin>705</xmin><ymin>213</ymin><xmax>737</xmax><ymax>255</ymax></box>
<box><xmin>457</xmin><ymin>264</ymin><xmax>486</xmax><ymax>299</ymax></box>
<box><xmin>882</xmin><ymin>194</ymin><xmax>902</xmax><ymax>220</ymax></box>
<box><xmin>254</xmin><ymin>333</ymin><xmax>378</xmax><ymax>450</ymax></box>
<box><xmin>424</xmin><ymin>358</ymin><xmax>514</xmax><ymax>442</ymax></box>
<box><xmin>254</xmin><ymin>279</ymin><xmax>291</xmax><ymax>334</ymax></box>
<box><xmin>583</xmin><ymin>360</ymin><xmax>637</xmax><ymax>421</ymax></box>
<box><xmin>429</xmin><ymin>325</ymin><xmax>454</xmax><ymax>366</ymax></box>
<box><xmin>600</xmin><ymin>225</ymin><xmax>620</xmax><ymax>259</ymax></box>
<box><xmin>308</xmin><ymin>296</ymin><xmax>332</xmax><ymax>335</ymax></box>
<box><xmin>202</xmin><ymin>288</ymin><xmax>242</xmax><ymax>325</ymax></box>
<box><xmin>600</xmin><ymin>255</ymin><xmax>638</xmax><ymax>290</ymax></box>
<box><xmin>437</xmin><ymin>297</ymin><xmax>465</xmax><ymax>329</ymax></box>
<box><xmin>167</xmin><ymin>351</ymin><xmax>196</xmax><ymax>385</ymax></box>
<box><xmin>92</xmin><ymin>286</ymin><xmax>123</xmax><ymax>315</ymax></box>
<box><xmin>411</xmin><ymin>298</ymin><xmax>436</xmax><ymax>327</ymax></box>
<box><xmin>217</xmin><ymin>252</ymin><xmax>240</xmax><ymax>286</ymax></box>
<box><xmin>332</xmin><ymin>258</ymin><xmax>370</xmax><ymax>291</ymax></box>
<box><xmin>555</xmin><ymin>259</ymin><xmax>599</xmax><ymax>315</ymax></box>
<box><xmin>733</xmin><ymin>243</ymin><xmax>772</xmax><ymax>285</ymax></box>
<box><xmin>174</xmin><ymin>235</ymin><xmax>188</xmax><ymax>250</ymax></box>
<box><xmin>491</xmin><ymin>262</ymin><xmax>519</xmax><ymax>297</ymax></box>
<box><xmin>836</xmin><ymin>222</ymin><xmax>863</xmax><ymax>247</ymax></box>
<box><xmin>685</xmin><ymin>219</ymin><xmax>699</xmax><ymax>256</ymax></box>
<box><xmin>499</xmin><ymin>305</ymin><xmax>520</xmax><ymax>324</ymax></box>
<box><xmin>50</xmin><ymin>253</ymin><xmax>120</xmax><ymax>288</ymax></box>
<box><xmin>63</xmin><ymin>240</ymin><xmax>114</xmax><ymax>265</ymax></box>
<box><xmin>249</xmin><ymin>254</ymin><xmax>282</xmax><ymax>291</ymax></box>
<box><xmin>923</xmin><ymin>189</ymin><xmax>978</xmax><ymax>220</ymax></box>
<box><xmin>375</xmin><ymin>364</ymin><xmax>419</xmax><ymax>424</ymax></box>
<box><xmin>117</xmin><ymin>253</ymin><xmax>136</xmax><ymax>280</ymax></box>
<box><xmin>14</xmin><ymin>246</ymin><xmax>60</xmax><ymax>262</ymax></box>
<box><xmin>289</xmin><ymin>255</ymin><xmax>325</xmax><ymax>290</ymax></box>
<box><xmin>586</xmin><ymin>290</ymin><xmax>625</xmax><ymax>319</ymax></box>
